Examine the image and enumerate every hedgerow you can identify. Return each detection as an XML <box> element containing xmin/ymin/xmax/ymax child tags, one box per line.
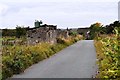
<box><xmin>95</xmin><ymin>28</ymin><xmax>120</xmax><ymax>79</ymax></box>
<box><xmin>2</xmin><ymin>35</ymin><xmax>83</xmax><ymax>80</ymax></box>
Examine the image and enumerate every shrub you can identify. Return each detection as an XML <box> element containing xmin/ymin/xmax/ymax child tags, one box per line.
<box><xmin>2</xmin><ymin>35</ymin><xmax>82</xmax><ymax>80</ymax></box>
<box><xmin>95</xmin><ymin>28</ymin><xmax>120</xmax><ymax>79</ymax></box>
<box><xmin>56</xmin><ymin>38</ymin><xmax>66</xmax><ymax>44</ymax></box>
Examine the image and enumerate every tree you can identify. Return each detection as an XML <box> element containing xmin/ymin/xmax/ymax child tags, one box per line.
<box><xmin>16</xmin><ymin>25</ymin><xmax>26</xmax><ymax>38</ymax></box>
<box><xmin>69</xmin><ymin>31</ymin><xmax>78</xmax><ymax>37</ymax></box>
<box><xmin>2</xmin><ymin>28</ymin><xmax>16</xmax><ymax>36</ymax></box>
<box><xmin>89</xmin><ymin>22</ymin><xmax>102</xmax><ymax>39</ymax></box>
<box><xmin>105</xmin><ymin>21</ymin><xmax>120</xmax><ymax>34</ymax></box>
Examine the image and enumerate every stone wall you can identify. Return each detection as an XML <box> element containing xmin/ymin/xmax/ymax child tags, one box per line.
<box><xmin>27</xmin><ymin>25</ymin><xmax>69</xmax><ymax>45</ymax></box>
<box><xmin>77</xmin><ymin>28</ymin><xmax>90</xmax><ymax>36</ymax></box>
<box><xmin>27</xmin><ymin>29</ymin><xmax>56</xmax><ymax>45</ymax></box>
<box><xmin>27</xmin><ymin>24</ymin><xmax>91</xmax><ymax>45</ymax></box>
<box><xmin>57</xmin><ymin>29</ymin><xmax>69</xmax><ymax>39</ymax></box>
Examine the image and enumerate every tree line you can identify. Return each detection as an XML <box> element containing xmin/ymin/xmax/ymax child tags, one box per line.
<box><xmin>89</xmin><ymin>21</ymin><xmax>120</xmax><ymax>39</ymax></box>
<box><xmin>2</xmin><ymin>26</ymin><xmax>29</xmax><ymax>38</ymax></box>
<box><xmin>2</xmin><ymin>21</ymin><xmax>120</xmax><ymax>39</ymax></box>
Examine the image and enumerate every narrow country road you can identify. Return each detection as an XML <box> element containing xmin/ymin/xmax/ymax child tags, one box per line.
<box><xmin>12</xmin><ymin>40</ymin><xmax>97</xmax><ymax>78</ymax></box>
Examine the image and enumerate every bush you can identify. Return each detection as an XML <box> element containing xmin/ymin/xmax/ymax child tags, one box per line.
<box><xmin>2</xmin><ymin>35</ymin><xmax>82</xmax><ymax>80</ymax></box>
<box><xmin>95</xmin><ymin>28</ymin><xmax>120</xmax><ymax>79</ymax></box>
<box><xmin>56</xmin><ymin>38</ymin><xmax>66</xmax><ymax>44</ymax></box>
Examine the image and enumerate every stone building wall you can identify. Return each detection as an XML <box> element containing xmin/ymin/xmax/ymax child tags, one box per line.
<box><xmin>27</xmin><ymin>28</ymin><xmax>57</xmax><ymax>45</ymax></box>
<box><xmin>56</xmin><ymin>29</ymin><xmax>69</xmax><ymax>39</ymax></box>
<box><xmin>27</xmin><ymin>25</ymin><xmax>69</xmax><ymax>45</ymax></box>
<box><xmin>77</xmin><ymin>28</ymin><xmax>90</xmax><ymax>36</ymax></box>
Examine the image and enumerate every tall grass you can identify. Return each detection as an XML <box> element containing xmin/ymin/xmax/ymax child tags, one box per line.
<box><xmin>95</xmin><ymin>28</ymin><xmax>120</xmax><ymax>79</ymax></box>
<box><xmin>2</xmin><ymin>35</ymin><xmax>83</xmax><ymax>80</ymax></box>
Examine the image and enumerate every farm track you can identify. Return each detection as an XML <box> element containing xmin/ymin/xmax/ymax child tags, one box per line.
<box><xmin>12</xmin><ymin>40</ymin><xmax>97</xmax><ymax>78</ymax></box>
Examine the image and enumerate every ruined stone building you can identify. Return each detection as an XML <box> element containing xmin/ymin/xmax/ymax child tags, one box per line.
<box><xmin>27</xmin><ymin>20</ymin><xmax>90</xmax><ymax>45</ymax></box>
<box><xmin>27</xmin><ymin>21</ymin><xmax>69</xmax><ymax>45</ymax></box>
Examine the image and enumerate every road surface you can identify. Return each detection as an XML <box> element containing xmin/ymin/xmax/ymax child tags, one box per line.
<box><xmin>12</xmin><ymin>40</ymin><xmax>97</xmax><ymax>78</ymax></box>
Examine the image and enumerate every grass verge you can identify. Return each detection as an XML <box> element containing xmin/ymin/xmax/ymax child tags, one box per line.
<box><xmin>2</xmin><ymin>35</ymin><xmax>83</xmax><ymax>80</ymax></box>
<box><xmin>94</xmin><ymin>33</ymin><xmax>120</xmax><ymax>79</ymax></box>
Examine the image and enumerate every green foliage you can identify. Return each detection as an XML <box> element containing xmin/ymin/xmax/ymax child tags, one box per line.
<box><xmin>2</xmin><ymin>36</ymin><xmax>82</xmax><ymax>80</ymax></box>
<box><xmin>69</xmin><ymin>31</ymin><xmax>78</xmax><ymax>37</ymax></box>
<box><xmin>2</xmin><ymin>29</ymin><xmax>16</xmax><ymax>36</ymax></box>
<box><xmin>2</xmin><ymin>26</ymin><xmax>27</xmax><ymax>38</ymax></box>
<box><xmin>89</xmin><ymin>22</ymin><xmax>102</xmax><ymax>39</ymax></box>
<box><xmin>2</xmin><ymin>37</ymin><xmax>27</xmax><ymax>46</ymax></box>
<box><xmin>89</xmin><ymin>21</ymin><xmax>120</xmax><ymax>39</ymax></box>
<box><xmin>104</xmin><ymin>21</ymin><xmax>120</xmax><ymax>34</ymax></box>
<box><xmin>95</xmin><ymin>28</ymin><xmax>120</xmax><ymax>79</ymax></box>
<box><xmin>16</xmin><ymin>26</ymin><xmax>26</xmax><ymax>38</ymax></box>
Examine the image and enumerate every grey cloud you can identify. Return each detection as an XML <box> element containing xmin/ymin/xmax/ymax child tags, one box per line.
<box><xmin>1</xmin><ymin>2</ymin><xmax>118</xmax><ymax>29</ymax></box>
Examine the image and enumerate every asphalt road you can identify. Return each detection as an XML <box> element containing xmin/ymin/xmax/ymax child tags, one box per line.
<box><xmin>12</xmin><ymin>40</ymin><xmax>97</xmax><ymax>78</ymax></box>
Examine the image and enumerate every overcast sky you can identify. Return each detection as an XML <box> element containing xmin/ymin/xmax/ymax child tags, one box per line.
<box><xmin>0</xmin><ymin>0</ymin><xmax>119</xmax><ymax>29</ymax></box>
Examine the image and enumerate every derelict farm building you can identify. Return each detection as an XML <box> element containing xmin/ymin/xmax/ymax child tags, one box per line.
<box><xmin>27</xmin><ymin>21</ymin><xmax>69</xmax><ymax>45</ymax></box>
